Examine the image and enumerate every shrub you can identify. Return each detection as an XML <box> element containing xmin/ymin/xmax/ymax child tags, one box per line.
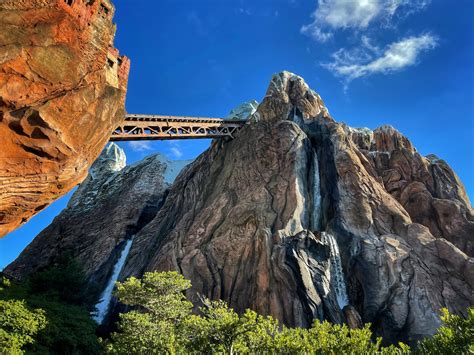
<box><xmin>0</xmin><ymin>299</ymin><xmax>46</xmax><ymax>354</ymax></box>
<box><xmin>417</xmin><ymin>308</ymin><xmax>473</xmax><ymax>354</ymax></box>
<box><xmin>107</xmin><ymin>271</ymin><xmax>410</xmax><ymax>355</ymax></box>
<box><xmin>0</xmin><ymin>258</ymin><xmax>100</xmax><ymax>354</ymax></box>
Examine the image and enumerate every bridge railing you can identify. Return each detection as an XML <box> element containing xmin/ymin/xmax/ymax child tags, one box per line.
<box><xmin>110</xmin><ymin>114</ymin><xmax>247</xmax><ymax>141</ymax></box>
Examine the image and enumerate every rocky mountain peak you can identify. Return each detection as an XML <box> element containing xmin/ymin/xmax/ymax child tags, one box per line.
<box><xmin>226</xmin><ymin>100</ymin><xmax>259</xmax><ymax>120</ymax></box>
<box><xmin>90</xmin><ymin>143</ymin><xmax>127</xmax><ymax>178</ymax></box>
<box><xmin>6</xmin><ymin>72</ymin><xmax>473</xmax><ymax>345</ymax></box>
<box><xmin>256</xmin><ymin>71</ymin><xmax>330</xmax><ymax>122</ymax></box>
<box><xmin>372</xmin><ymin>124</ymin><xmax>415</xmax><ymax>153</ymax></box>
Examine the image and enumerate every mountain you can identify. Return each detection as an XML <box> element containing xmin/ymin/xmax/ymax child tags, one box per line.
<box><xmin>6</xmin><ymin>72</ymin><xmax>473</xmax><ymax>345</ymax></box>
<box><xmin>0</xmin><ymin>0</ymin><xmax>129</xmax><ymax>237</ymax></box>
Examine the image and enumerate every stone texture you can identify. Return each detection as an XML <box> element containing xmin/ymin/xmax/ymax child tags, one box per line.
<box><xmin>343</xmin><ymin>305</ymin><xmax>363</xmax><ymax>329</ymax></box>
<box><xmin>5</xmin><ymin>143</ymin><xmax>191</xmax><ymax>290</ymax></box>
<box><xmin>6</xmin><ymin>72</ymin><xmax>473</xmax><ymax>345</ymax></box>
<box><xmin>346</xmin><ymin>125</ymin><xmax>474</xmax><ymax>256</ymax></box>
<box><xmin>226</xmin><ymin>100</ymin><xmax>259</xmax><ymax>120</ymax></box>
<box><xmin>0</xmin><ymin>0</ymin><xmax>129</xmax><ymax>237</ymax></box>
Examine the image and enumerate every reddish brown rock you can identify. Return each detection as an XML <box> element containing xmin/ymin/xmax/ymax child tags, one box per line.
<box><xmin>0</xmin><ymin>0</ymin><xmax>129</xmax><ymax>237</ymax></box>
<box><xmin>347</xmin><ymin>125</ymin><xmax>474</xmax><ymax>256</ymax></box>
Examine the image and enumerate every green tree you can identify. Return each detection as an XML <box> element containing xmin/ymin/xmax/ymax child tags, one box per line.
<box><xmin>28</xmin><ymin>254</ymin><xmax>97</xmax><ymax>308</ymax></box>
<box><xmin>0</xmin><ymin>299</ymin><xmax>46</xmax><ymax>354</ymax></box>
<box><xmin>107</xmin><ymin>271</ymin><xmax>412</xmax><ymax>355</ymax></box>
<box><xmin>106</xmin><ymin>271</ymin><xmax>193</xmax><ymax>354</ymax></box>
<box><xmin>417</xmin><ymin>308</ymin><xmax>473</xmax><ymax>354</ymax></box>
<box><xmin>184</xmin><ymin>300</ymin><xmax>264</xmax><ymax>354</ymax></box>
<box><xmin>0</xmin><ymin>258</ymin><xmax>101</xmax><ymax>354</ymax></box>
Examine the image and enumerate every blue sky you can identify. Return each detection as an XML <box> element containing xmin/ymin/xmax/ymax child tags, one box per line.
<box><xmin>1</xmin><ymin>0</ymin><xmax>473</xmax><ymax>269</ymax></box>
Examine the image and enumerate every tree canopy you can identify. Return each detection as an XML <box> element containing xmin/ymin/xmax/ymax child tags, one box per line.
<box><xmin>106</xmin><ymin>271</ymin><xmax>411</xmax><ymax>355</ymax></box>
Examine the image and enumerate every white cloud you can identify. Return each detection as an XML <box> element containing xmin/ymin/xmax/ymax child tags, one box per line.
<box><xmin>322</xmin><ymin>34</ymin><xmax>438</xmax><ymax>83</ymax></box>
<box><xmin>170</xmin><ymin>147</ymin><xmax>183</xmax><ymax>158</ymax></box>
<box><xmin>168</xmin><ymin>141</ymin><xmax>183</xmax><ymax>159</ymax></box>
<box><xmin>237</xmin><ymin>8</ymin><xmax>252</xmax><ymax>15</ymax></box>
<box><xmin>128</xmin><ymin>141</ymin><xmax>153</xmax><ymax>152</ymax></box>
<box><xmin>301</xmin><ymin>0</ymin><xmax>430</xmax><ymax>42</ymax></box>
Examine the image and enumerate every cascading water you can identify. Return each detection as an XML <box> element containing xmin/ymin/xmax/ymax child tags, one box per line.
<box><xmin>311</xmin><ymin>150</ymin><xmax>322</xmax><ymax>232</ymax></box>
<box><xmin>310</xmin><ymin>149</ymin><xmax>349</xmax><ymax>309</ymax></box>
<box><xmin>92</xmin><ymin>237</ymin><xmax>134</xmax><ymax>324</ymax></box>
<box><xmin>321</xmin><ymin>232</ymin><xmax>349</xmax><ymax>309</ymax></box>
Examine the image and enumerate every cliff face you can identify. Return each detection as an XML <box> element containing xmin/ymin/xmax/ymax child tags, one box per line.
<box><xmin>0</xmin><ymin>0</ymin><xmax>129</xmax><ymax>237</ymax></box>
<box><xmin>7</xmin><ymin>72</ymin><xmax>473</xmax><ymax>344</ymax></box>
<box><xmin>353</xmin><ymin>126</ymin><xmax>474</xmax><ymax>255</ymax></box>
<box><xmin>6</xmin><ymin>143</ymin><xmax>191</xmax><ymax>292</ymax></box>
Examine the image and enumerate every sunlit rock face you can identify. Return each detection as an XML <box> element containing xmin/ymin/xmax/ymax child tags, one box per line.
<box><xmin>7</xmin><ymin>72</ymin><xmax>473</xmax><ymax>345</ymax></box>
<box><xmin>349</xmin><ymin>125</ymin><xmax>474</xmax><ymax>256</ymax></box>
<box><xmin>226</xmin><ymin>100</ymin><xmax>259</xmax><ymax>120</ymax></box>
<box><xmin>0</xmin><ymin>0</ymin><xmax>130</xmax><ymax>237</ymax></box>
<box><xmin>120</xmin><ymin>72</ymin><xmax>472</xmax><ymax>344</ymax></box>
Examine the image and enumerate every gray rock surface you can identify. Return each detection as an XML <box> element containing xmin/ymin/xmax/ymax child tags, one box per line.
<box><xmin>226</xmin><ymin>100</ymin><xmax>259</xmax><ymax>120</ymax></box>
<box><xmin>6</xmin><ymin>144</ymin><xmax>191</xmax><ymax>292</ymax></box>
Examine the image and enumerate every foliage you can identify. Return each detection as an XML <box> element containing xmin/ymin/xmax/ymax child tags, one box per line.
<box><xmin>0</xmin><ymin>299</ymin><xmax>46</xmax><ymax>354</ymax></box>
<box><xmin>416</xmin><ymin>308</ymin><xmax>473</xmax><ymax>355</ymax></box>
<box><xmin>3</xmin><ymin>267</ymin><xmax>469</xmax><ymax>354</ymax></box>
<box><xmin>106</xmin><ymin>271</ymin><xmax>192</xmax><ymax>354</ymax></box>
<box><xmin>106</xmin><ymin>271</ymin><xmax>410</xmax><ymax>355</ymax></box>
<box><xmin>183</xmin><ymin>300</ymin><xmax>263</xmax><ymax>354</ymax></box>
<box><xmin>28</xmin><ymin>254</ymin><xmax>97</xmax><ymax>308</ymax></box>
<box><xmin>0</xmin><ymin>258</ymin><xmax>100</xmax><ymax>354</ymax></box>
<box><xmin>114</xmin><ymin>271</ymin><xmax>193</xmax><ymax>321</ymax></box>
<box><xmin>106</xmin><ymin>312</ymin><xmax>182</xmax><ymax>354</ymax></box>
<box><xmin>0</xmin><ymin>277</ymin><xmax>11</xmax><ymax>292</ymax></box>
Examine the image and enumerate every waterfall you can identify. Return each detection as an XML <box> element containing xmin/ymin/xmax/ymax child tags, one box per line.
<box><xmin>322</xmin><ymin>232</ymin><xmax>349</xmax><ymax>309</ymax></box>
<box><xmin>310</xmin><ymin>150</ymin><xmax>349</xmax><ymax>309</ymax></box>
<box><xmin>311</xmin><ymin>151</ymin><xmax>322</xmax><ymax>231</ymax></box>
<box><xmin>92</xmin><ymin>237</ymin><xmax>134</xmax><ymax>324</ymax></box>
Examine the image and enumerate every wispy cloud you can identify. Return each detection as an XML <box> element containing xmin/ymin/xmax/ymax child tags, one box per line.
<box><xmin>237</xmin><ymin>8</ymin><xmax>252</xmax><ymax>16</ymax></box>
<box><xmin>128</xmin><ymin>141</ymin><xmax>153</xmax><ymax>152</ymax></box>
<box><xmin>322</xmin><ymin>34</ymin><xmax>438</xmax><ymax>84</ymax></box>
<box><xmin>167</xmin><ymin>141</ymin><xmax>183</xmax><ymax>159</ymax></box>
<box><xmin>301</xmin><ymin>0</ymin><xmax>430</xmax><ymax>42</ymax></box>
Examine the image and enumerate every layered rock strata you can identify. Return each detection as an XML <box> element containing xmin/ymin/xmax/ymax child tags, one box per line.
<box><xmin>0</xmin><ymin>0</ymin><xmax>129</xmax><ymax>237</ymax></box>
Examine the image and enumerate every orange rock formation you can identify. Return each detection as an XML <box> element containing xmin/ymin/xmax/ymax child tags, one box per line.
<box><xmin>0</xmin><ymin>0</ymin><xmax>129</xmax><ymax>237</ymax></box>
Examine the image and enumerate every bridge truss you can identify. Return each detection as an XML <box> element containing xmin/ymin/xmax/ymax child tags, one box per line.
<box><xmin>110</xmin><ymin>114</ymin><xmax>247</xmax><ymax>141</ymax></box>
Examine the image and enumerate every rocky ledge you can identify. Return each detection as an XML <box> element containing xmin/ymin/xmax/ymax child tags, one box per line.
<box><xmin>0</xmin><ymin>0</ymin><xmax>129</xmax><ymax>237</ymax></box>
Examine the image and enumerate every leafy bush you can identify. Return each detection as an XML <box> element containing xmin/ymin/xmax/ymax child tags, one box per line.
<box><xmin>106</xmin><ymin>271</ymin><xmax>409</xmax><ymax>355</ymax></box>
<box><xmin>28</xmin><ymin>254</ymin><xmax>97</xmax><ymax>308</ymax></box>
<box><xmin>0</xmin><ymin>258</ymin><xmax>100</xmax><ymax>354</ymax></box>
<box><xmin>106</xmin><ymin>271</ymin><xmax>192</xmax><ymax>354</ymax></box>
<box><xmin>3</xmin><ymin>268</ymin><xmax>471</xmax><ymax>354</ymax></box>
<box><xmin>417</xmin><ymin>308</ymin><xmax>473</xmax><ymax>354</ymax></box>
<box><xmin>0</xmin><ymin>299</ymin><xmax>46</xmax><ymax>354</ymax></box>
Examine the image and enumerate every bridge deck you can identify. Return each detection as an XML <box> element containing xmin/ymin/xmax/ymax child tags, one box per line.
<box><xmin>110</xmin><ymin>114</ymin><xmax>247</xmax><ymax>141</ymax></box>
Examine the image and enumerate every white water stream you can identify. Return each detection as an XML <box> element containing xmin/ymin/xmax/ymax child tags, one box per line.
<box><xmin>311</xmin><ymin>150</ymin><xmax>349</xmax><ymax>309</ymax></box>
<box><xmin>92</xmin><ymin>237</ymin><xmax>134</xmax><ymax>324</ymax></box>
<box><xmin>321</xmin><ymin>232</ymin><xmax>349</xmax><ymax>309</ymax></box>
<box><xmin>311</xmin><ymin>151</ymin><xmax>322</xmax><ymax>231</ymax></box>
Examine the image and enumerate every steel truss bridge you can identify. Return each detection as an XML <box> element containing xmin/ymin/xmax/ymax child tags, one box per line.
<box><xmin>110</xmin><ymin>114</ymin><xmax>247</xmax><ymax>141</ymax></box>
